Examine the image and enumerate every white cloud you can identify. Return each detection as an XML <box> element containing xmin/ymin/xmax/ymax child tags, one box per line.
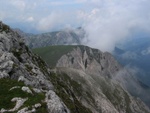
<box><xmin>26</xmin><ymin>17</ymin><xmax>34</xmax><ymax>22</ymax></box>
<box><xmin>10</xmin><ymin>0</ymin><xmax>26</xmax><ymax>11</ymax></box>
<box><xmin>49</xmin><ymin>0</ymin><xmax>86</xmax><ymax>6</ymax></box>
<box><xmin>37</xmin><ymin>12</ymin><xmax>64</xmax><ymax>31</ymax></box>
<box><xmin>36</xmin><ymin>9</ymin><xmax>80</xmax><ymax>32</ymax></box>
<box><xmin>141</xmin><ymin>47</ymin><xmax>150</xmax><ymax>55</ymax></box>
<box><xmin>49</xmin><ymin>1</ymin><xmax>68</xmax><ymax>6</ymax></box>
<box><xmin>80</xmin><ymin>0</ymin><xmax>150</xmax><ymax>52</ymax></box>
<box><xmin>0</xmin><ymin>11</ymin><xmax>5</xmax><ymax>20</ymax></box>
<box><xmin>75</xmin><ymin>0</ymin><xmax>87</xmax><ymax>3</ymax></box>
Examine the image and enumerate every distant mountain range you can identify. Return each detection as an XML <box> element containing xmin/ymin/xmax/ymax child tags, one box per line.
<box><xmin>14</xmin><ymin>27</ymin><xmax>85</xmax><ymax>48</ymax></box>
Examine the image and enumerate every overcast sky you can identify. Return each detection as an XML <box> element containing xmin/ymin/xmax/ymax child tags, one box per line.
<box><xmin>0</xmin><ymin>0</ymin><xmax>87</xmax><ymax>33</ymax></box>
<box><xmin>1</xmin><ymin>0</ymin><xmax>150</xmax><ymax>52</ymax></box>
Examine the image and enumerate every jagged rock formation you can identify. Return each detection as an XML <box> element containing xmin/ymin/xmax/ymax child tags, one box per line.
<box><xmin>14</xmin><ymin>28</ymin><xmax>84</xmax><ymax>48</ymax></box>
<box><xmin>0</xmin><ymin>22</ymin><xmax>70</xmax><ymax>113</ymax></box>
<box><xmin>56</xmin><ymin>46</ymin><xmax>121</xmax><ymax>78</ymax></box>
<box><xmin>54</xmin><ymin>46</ymin><xmax>150</xmax><ymax>113</ymax></box>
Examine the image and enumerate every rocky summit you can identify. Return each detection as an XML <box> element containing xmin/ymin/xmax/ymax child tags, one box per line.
<box><xmin>0</xmin><ymin>22</ymin><xmax>150</xmax><ymax>113</ymax></box>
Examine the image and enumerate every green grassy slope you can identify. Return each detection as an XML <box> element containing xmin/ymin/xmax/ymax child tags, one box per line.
<box><xmin>32</xmin><ymin>45</ymin><xmax>76</xmax><ymax>67</ymax></box>
<box><xmin>0</xmin><ymin>78</ymin><xmax>47</xmax><ymax>113</ymax></box>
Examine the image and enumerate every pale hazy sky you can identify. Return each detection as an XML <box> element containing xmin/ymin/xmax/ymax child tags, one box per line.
<box><xmin>1</xmin><ymin>0</ymin><xmax>150</xmax><ymax>52</ymax></box>
<box><xmin>0</xmin><ymin>0</ymin><xmax>87</xmax><ymax>33</ymax></box>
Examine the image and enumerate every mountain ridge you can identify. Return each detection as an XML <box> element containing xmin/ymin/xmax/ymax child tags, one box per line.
<box><xmin>14</xmin><ymin>28</ymin><xmax>84</xmax><ymax>48</ymax></box>
<box><xmin>33</xmin><ymin>44</ymin><xmax>150</xmax><ymax>112</ymax></box>
<box><xmin>1</xmin><ymin>22</ymin><xmax>150</xmax><ymax>113</ymax></box>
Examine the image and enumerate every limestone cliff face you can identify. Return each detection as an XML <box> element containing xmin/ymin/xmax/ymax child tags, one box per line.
<box><xmin>56</xmin><ymin>46</ymin><xmax>121</xmax><ymax>78</ymax></box>
<box><xmin>56</xmin><ymin>46</ymin><xmax>150</xmax><ymax>113</ymax></box>
<box><xmin>0</xmin><ymin>22</ymin><xmax>70</xmax><ymax>113</ymax></box>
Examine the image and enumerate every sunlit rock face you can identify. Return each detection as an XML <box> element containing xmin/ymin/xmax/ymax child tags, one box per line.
<box><xmin>0</xmin><ymin>22</ymin><xmax>70</xmax><ymax>113</ymax></box>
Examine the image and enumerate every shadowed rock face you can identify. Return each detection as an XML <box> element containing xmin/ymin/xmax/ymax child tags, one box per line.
<box><xmin>0</xmin><ymin>22</ymin><xmax>70</xmax><ymax>113</ymax></box>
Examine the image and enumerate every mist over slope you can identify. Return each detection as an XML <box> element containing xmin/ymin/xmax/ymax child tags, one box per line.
<box><xmin>113</xmin><ymin>37</ymin><xmax>150</xmax><ymax>87</ymax></box>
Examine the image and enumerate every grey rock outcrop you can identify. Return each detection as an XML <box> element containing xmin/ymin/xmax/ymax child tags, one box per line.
<box><xmin>0</xmin><ymin>22</ymin><xmax>70</xmax><ymax>113</ymax></box>
<box><xmin>45</xmin><ymin>90</ymin><xmax>70</xmax><ymax>113</ymax></box>
<box><xmin>0</xmin><ymin>22</ymin><xmax>52</xmax><ymax>89</ymax></box>
<box><xmin>21</xmin><ymin>86</ymin><xmax>33</xmax><ymax>94</ymax></box>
